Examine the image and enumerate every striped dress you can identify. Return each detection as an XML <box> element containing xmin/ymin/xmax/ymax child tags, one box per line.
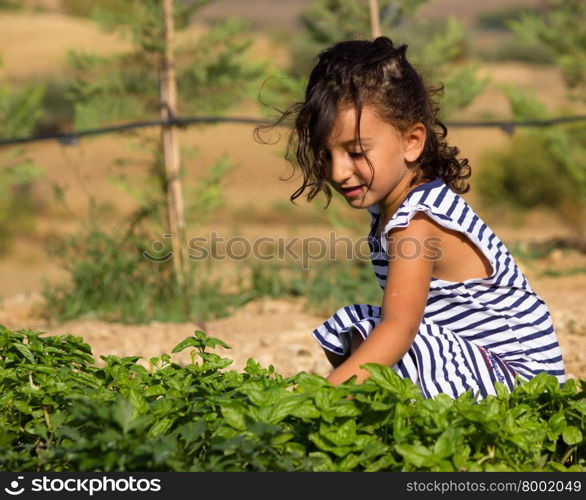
<box><xmin>313</xmin><ymin>178</ymin><xmax>566</xmax><ymax>399</ymax></box>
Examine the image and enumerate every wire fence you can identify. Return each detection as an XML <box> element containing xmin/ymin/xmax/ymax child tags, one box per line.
<box><xmin>1</xmin><ymin>114</ymin><xmax>586</xmax><ymax>148</ymax></box>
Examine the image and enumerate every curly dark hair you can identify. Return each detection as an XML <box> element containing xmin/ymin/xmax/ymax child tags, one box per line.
<box><xmin>256</xmin><ymin>36</ymin><xmax>471</xmax><ymax>206</ymax></box>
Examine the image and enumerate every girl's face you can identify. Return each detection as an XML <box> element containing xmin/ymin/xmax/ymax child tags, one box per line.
<box><xmin>325</xmin><ymin>105</ymin><xmax>426</xmax><ymax>214</ymax></box>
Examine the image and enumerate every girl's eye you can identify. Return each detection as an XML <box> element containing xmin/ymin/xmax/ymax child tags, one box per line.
<box><xmin>349</xmin><ymin>151</ymin><xmax>367</xmax><ymax>159</ymax></box>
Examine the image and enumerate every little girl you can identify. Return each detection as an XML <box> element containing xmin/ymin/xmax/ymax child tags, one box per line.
<box><xmin>268</xmin><ymin>37</ymin><xmax>566</xmax><ymax>400</ymax></box>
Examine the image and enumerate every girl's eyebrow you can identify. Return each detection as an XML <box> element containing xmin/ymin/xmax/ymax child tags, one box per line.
<box><xmin>326</xmin><ymin>137</ymin><xmax>371</xmax><ymax>151</ymax></box>
<box><xmin>331</xmin><ymin>138</ymin><xmax>373</xmax><ymax>148</ymax></box>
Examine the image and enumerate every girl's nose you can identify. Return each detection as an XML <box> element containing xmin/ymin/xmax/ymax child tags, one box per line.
<box><xmin>329</xmin><ymin>154</ymin><xmax>354</xmax><ymax>186</ymax></box>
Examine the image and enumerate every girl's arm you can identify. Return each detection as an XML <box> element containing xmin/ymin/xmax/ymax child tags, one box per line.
<box><xmin>326</xmin><ymin>212</ymin><xmax>435</xmax><ymax>385</ymax></box>
<box><xmin>323</xmin><ymin>349</ymin><xmax>349</xmax><ymax>368</ymax></box>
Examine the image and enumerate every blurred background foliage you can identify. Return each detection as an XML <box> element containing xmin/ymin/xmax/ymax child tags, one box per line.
<box><xmin>62</xmin><ymin>0</ymin><xmax>266</xmax><ymax>233</ymax></box>
<box><xmin>477</xmin><ymin>0</ymin><xmax>586</xmax><ymax>237</ymax></box>
<box><xmin>0</xmin><ymin>0</ymin><xmax>585</xmax><ymax>323</ymax></box>
<box><xmin>265</xmin><ymin>0</ymin><xmax>487</xmax><ymax>118</ymax></box>
<box><xmin>37</xmin><ymin>0</ymin><xmax>270</xmax><ymax>322</ymax></box>
<box><xmin>0</xmin><ymin>57</ymin><xmax>45</xmax><ymax>253</ymax></box>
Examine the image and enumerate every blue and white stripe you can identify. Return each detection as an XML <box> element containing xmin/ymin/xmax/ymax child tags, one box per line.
<box><xmin>312</xmin><ymin>178</ymin><xmax>566</xmax><ymax>399</ymax></box>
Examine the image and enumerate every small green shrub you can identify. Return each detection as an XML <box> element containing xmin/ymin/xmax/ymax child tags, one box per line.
<box><xmin>41</xmin><ymin>226</ymin><xmax>248</xmax><ymax>324</ymax></box>
<box><xmin>245</xmin><ymin>260</ymin><xmax>305</xmax><ymax>299</ymax></box>
<box><xmin>304</xmin><ymin>258</ymin><xmax>382</xmax><ymax>316</ymax></box>
<box><xmin>1</xmin><ymin>326</ymin><xmax>584</xmax><ymax>471</ymax></box>
<box><xmin>478</xmin><ymin>133</ymin><xmax>578</xmax><ymax>209</ymax></box>
<box><xmin>0</xmin><ymin>161</ymin><xmax>41</xmax><ymax>254</ymax></box>
<box><xmin>476</xmin><ymin>127</ymin><xmax>586</xmax><ymax>234</ymax></box>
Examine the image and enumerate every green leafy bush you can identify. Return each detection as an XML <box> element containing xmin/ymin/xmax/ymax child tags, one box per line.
<box><xmin>1</xmin><ymin>326</ymin><xmax>584</xmax><ymax>471</ymax></box>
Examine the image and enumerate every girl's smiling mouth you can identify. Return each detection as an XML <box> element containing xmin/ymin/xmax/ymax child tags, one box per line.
<box><xmin>340</xmin><ymin>185</ymin><xmax>366</xmax><ymax>197</ymax></box>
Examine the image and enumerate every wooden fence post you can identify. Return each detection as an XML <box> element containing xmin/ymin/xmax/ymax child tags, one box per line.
<box><xmin>160</xmin><ymin>0</ymin><xmax>186</xmax><ymax>290</ymax></box>
<box><xmin>369</xmin><ymin>0</ymin><xmax>382</xmax><ymax>38</ymax></box>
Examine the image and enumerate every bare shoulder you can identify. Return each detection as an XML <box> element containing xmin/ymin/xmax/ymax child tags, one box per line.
<box><xmin>390</xmin><ymin>211</ymin><xmax>493</xmax><ymax>282</ymax></box>
<box><xmin>387</xmin><ymin>211</ymin><xmax>440</xmax><ymax>247</ymax></box>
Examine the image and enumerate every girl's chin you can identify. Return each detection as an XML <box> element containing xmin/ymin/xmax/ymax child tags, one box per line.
<box><xmin>345</xmin><ymin>196</ymin><xmax>370</xmax><ymax>208</ymax></box>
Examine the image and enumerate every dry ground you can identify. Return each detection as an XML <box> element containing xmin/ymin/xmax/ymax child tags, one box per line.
<box><xmin>0</xmin><ymin>8</ymin><xmax>585</xmax><ymax>381</ymax></box>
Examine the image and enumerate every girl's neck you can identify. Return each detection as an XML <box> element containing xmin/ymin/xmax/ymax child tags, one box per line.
<box><xmin>376</xmin><ymin>172</ymin><xmax>422</xmax><ymax>236</ymax></box>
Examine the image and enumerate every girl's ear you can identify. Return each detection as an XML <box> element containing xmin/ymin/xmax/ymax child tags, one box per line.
<box><xmin>403</xmin><ymin>123</ymin><xmax>426</xmax><ymax>163</ymax></box>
